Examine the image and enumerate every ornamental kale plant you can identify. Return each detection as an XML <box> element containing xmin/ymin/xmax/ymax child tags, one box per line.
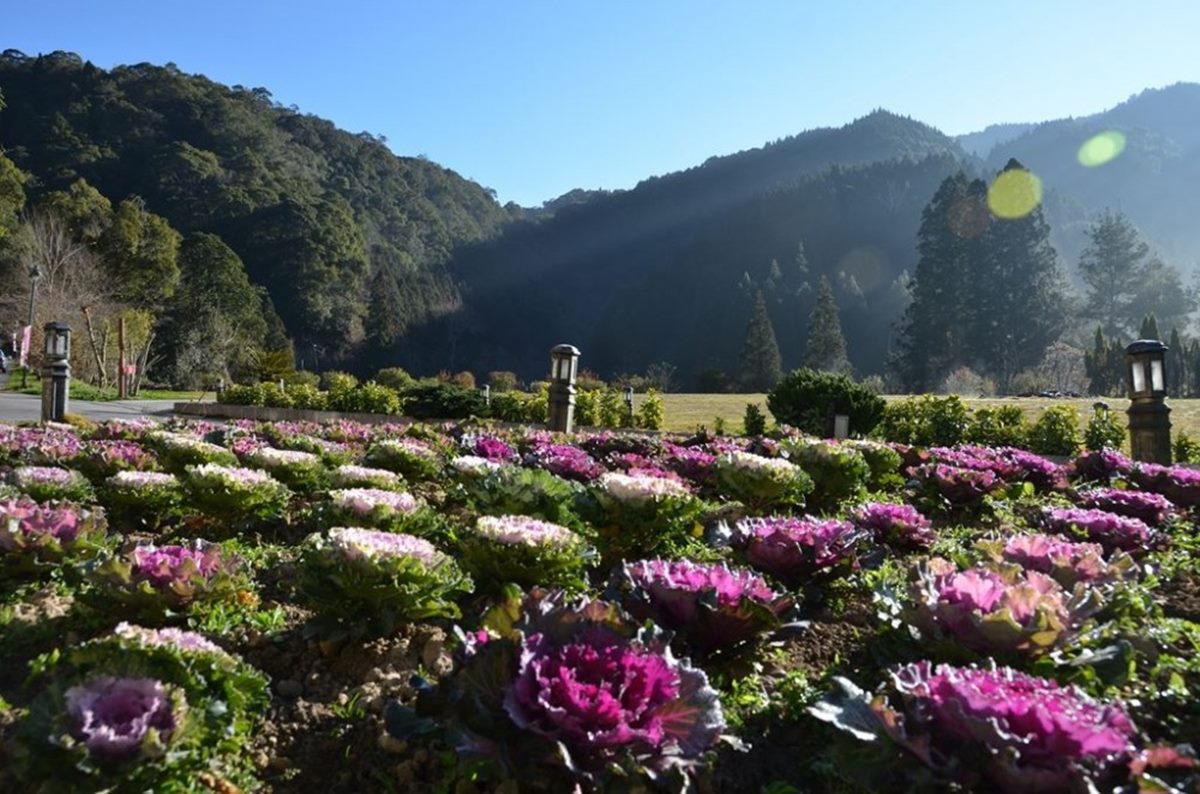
<box><xmin>461</xmin><ymin>465</ymin><xmax>581</xmax><ymax>527</ymax></box>
<box><xmin>1076</xmin><ymin>487</ymin><xmax>1174</xmax><ymax>526</ymax></box>
<box><xmin>464</xmin><ymin>433</ymin><xmax>517</xmax><ymax>463</ymax></box>
<box><xmin>448</xmin><ymin>454</ymin><xmax>502</xmax><ymax>479</ymax></box>
<box><xmin>849</xmin><ymin>501</ymin><xmax>934</xmax><ymax>550</ymax></box>
<box><xmin>1070</xmin><ymin>449</ymin><xmax>1135</xmax><ymax>483</ymax></box>
<box><xmin>0</xmin><ymin>425</ymin><xmax>83</xmax><ymax>466</ymax></box>
<box><xmin>242</xmin><ymin>446</ymin><xmax>328</xmax><ymax>493</ymax></box>
<box><xmin>585</xmin><ymin>471</ymin><xmax>709</xmax><ymax>564</ymax></box>
<box><xmin>183</xmin><ymin>463</ymin><xmax>291</xmax><ymax>523</ymax></box>
<box><xmin>905</xmin><ymin>558</ymin><xmax>1098</xmax><ymax>658</ymax></box>
<box><xmin>324</xmin><ymin>487</ymin><xmax>429</xmax><ymax>534</ymax></box>
<box><xmin>10</xmin><ymin>466</ymin><xmax>95</xmax><ymax>503</ymax></box>
<box><xmin>1041</xmin><ymin>506</ymin><xmax>1155</xmax><ymax>553</ymax></box>
<box><xmin>101</xmin><ymin>471</ymin><xmax>183</xmax><ymax>531</ymax></box>
<box><xmin>388</xmin><ymin>591</ymin><xmax>725</xmax><ymax>791</ymax></box>
<box><xmin>89</xmin><ymin>540</ymin><xmax>251</xmax><ymax>624</ymax></box>
<box><xmin>329</xmin><ymin>463</ymin><xmax>405</xmax><ymax>490</ymax></box>
<box><xmin>908</xmin><ymin>462</ymin><xmax>1006</xmax><ymax>508</ymax></box>
<box><xmin>14</xmin><ymin>622</ymin><xmax>268</xmax><ymax>792</ymax></box>
<box><xmin>661</xmin><ymin>442</ymin><xmax>717</xmax><ymax>487</ymax></box>
<box><xmin>613</xmin><ymin>559</ymin><xmax>794</xmax><ymax>658</ymax></box>
<box><xmin>0</xmin><ymin>498</ymin><xmax>108</xmax><ymax>576</ymax></box>
<box><xmin>810</xmin><ymin>662</ymin><xmax>1137</xmax><ymax>793</ymax></box>
<box><xmin>988</xmin><ymin>533</ymin><xmax>1136</xmax><ymax>589</ymax></box>
<box><xmin>727</xmin><ymin>516</ymin><xmax>865</xmax><ymax>588</ymax></box>
<box><xmin>76</xmin><ymin>440</ymin><xmax>159</xmax><ymax>482</ymax></box>
<box><xmin>525</xmin><ymin>441</ymin><xmax>606</xmax><ymax>482</ymax></box>
<box><xmin>842</xmin><ymin>439</ymin><xmax>905</xmax><ymax>490</ymax></box>
<box><xmin>297</xmin><ymin>527</ymin><xmax>472</xmax><ymax>638</ymax></box>
<box><xmin>150</xmin><ymin>431</ymin><xmax>238</xmax><ymax>473</ymax></box>
<box><xmin>1131</xmin><ymin>463</ymin><xmax>1200</xmax><ymax>508</ymax></box>
<box><xmin>365</xmin><ymin>437</ymin><xmax>443</xmax><ymax>481</ymax></box>
<box><xmin>714</xmin><ymin>450</ymin><xmax>814</xmax><ymax>511</ymax></box>
<box><xmin>460</xmin><ymin>514</ymin><xmax>595</xmax><ymax>593</ymax></box>
<box><xmin>781</xmin><ymin>438</ymin><xmax>871</xmax><ymax>512</ymax></box>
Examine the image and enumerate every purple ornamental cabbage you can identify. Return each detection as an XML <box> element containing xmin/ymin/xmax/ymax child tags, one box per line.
<box><xmin>908</xmin><ymin>462</ymin><xmax>1006</xmax><ymax>506</ymax></box>
<box><xmin>999</xmin><ymin>533</ymin><xmax>1134</xmax><ymax>589</ymax></box>
<box><xmin>618</xmin><ymin>559</ymin><xmax>793</xmax><ymax>656</ymax></box>
<box><xmin>930</xmin><ymin>446</ymin><xmax>1066</xmax><ymax>491</ymax></box>
<box><xmin>1042</xmin><ymin>506</ymin><xmax>1154</xmax><ymax>553</ymax></box>
<box><xmin>1131</xmin><ymin>463</ymin><xmax>1200</xmax><ymax>508</ymax></box>
<box><xmin>527</xmin><ymin>442</ymin><xmax>605</xmax><ymax>482</ymax></box>
<box><xmin>64</xmin><ymin>675</ymin><xmax>182</xmax><ymax>762</ymax></box>
<box><xmin>731</xmin><ymin>516</ymin><xmax>865</xmax><ymax>586</ymax></box>
<box><xmin>130</xmin><ymin>543</ymin><xmax>223</xmax><ymax>590</ymax></box>
<box><xmin>850</xmin><ymin>502</ymin><xmax>934</xmax><ymax>550</ymax></box>
<box><xmin>906</xmin><ymin>558</ymin><xmax>1096</xmax><ymax>657</ymax></box>
<box><xmin>1076</xmin><ymin>487</ymin><xmax>1174</xmax><ymax>526</ymax></box>
<box><xmin>1070</xmin><ymin>449</ymin><xmax>1135</xmax><ymax>483</ymax></box>
<box><xmin>811</xmin><ymin>662</ymin><xmax>1136</xmax><ymax>793</ymax></box>
<box><xmin>471</xmin><ymin>435</ymin><xmax>516</xmax><ymax>463</ymax></box>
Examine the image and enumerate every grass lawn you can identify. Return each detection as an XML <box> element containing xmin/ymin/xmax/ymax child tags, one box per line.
<box><xmin>660</xmin><ymin>392</ymin><xmax>1200</xmax><ymax>440</ymax></box>
<box><xmin>7</xmin><ymin>376</ymin><xmax>203</xmax><ymax>402</ymax></box>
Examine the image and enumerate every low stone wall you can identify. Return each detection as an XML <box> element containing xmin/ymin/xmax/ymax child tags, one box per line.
<box><xmin>172</xmin><ymin>402</ymin><xmax>414</xmax><ymax>426</ymax></box>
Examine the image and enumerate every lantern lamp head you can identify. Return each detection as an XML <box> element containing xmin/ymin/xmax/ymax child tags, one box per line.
<box><xmin>1125</xmin><ymin>339</ymin><xmax>1168</xmax><ymax>399</ymax></box>
<box><xmin>549</xmin><ymin>344</ymin><xmax>581</xmax><ymax>385</ymax></box>
<box><xmin>42</xmin><ymin>321</ymin><xmax>70</xmax><ymax>360</ymax></box>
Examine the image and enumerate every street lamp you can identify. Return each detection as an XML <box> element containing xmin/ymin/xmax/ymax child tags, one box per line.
<box><xmin>547</xmin><ymin>344</ymin><xmax>580</xmax><ymax>433</ymax></box>
<box><xmin>21</xmin><ymin>264</ymin><xmax>42</xmax><ymax>388</ymax></box>
<box><xmin>1125</xmin><ymin>339</ymin><xmax>1171</xmax><ymax>464</ymax></box>
<box><xmin>41</xmin><ymin>321</ymin><xmax>70</xmax><ymax>423</ymax></box>
<box><xmin>624</xmin><ymin>386</ymin><xmax>634</xmax><ymax>427</ymax></box>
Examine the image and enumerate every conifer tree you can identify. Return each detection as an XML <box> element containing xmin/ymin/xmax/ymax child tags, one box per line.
<box><xmin>970</xmin><ymin>160</ymin><xmax>1069</xmax><ymax>393</ymax></box>
<box><xmin>1079</xmin><ymin>210</ymin><xmax>1150</xmax><ymax>338</ymax></box>
<box><xmin>804</xmin><ymin>276</ymin><xmax>850</xmax><ymax>373</ymax></box>
<box><xmin>1168</xmin><ymin>327</ymin><xmax>1186</xmax><ymax>396</ymax></box>
<box><xmin>739</xmin><ymin>289</ymin><xmax>782</xmax><ymax>392</ymax></box>
<box><xmin>1139</xmin><ymin>313</ymin><xmax>1160</xmax><ymax>341</ymax></box>
<box><xmin>1084</xmin><ymin>326</ymin><xmax>1124</xmax><ymax>396</ymax></box>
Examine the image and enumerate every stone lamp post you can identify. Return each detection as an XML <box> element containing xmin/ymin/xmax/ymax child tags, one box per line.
<box><xmin>1125</xmin><ymin>339</ymin><xmax>1171</xmax><ymax>464</ymax></box>
<box><xmin>41</xmin><ymin>321</ymin><xmax>71</xmax><ymax>423</ymax></box>
<box><xmin>547</xmin><ymin>344</ymin><xmax>580</xmax><ymax>433</ymax></box>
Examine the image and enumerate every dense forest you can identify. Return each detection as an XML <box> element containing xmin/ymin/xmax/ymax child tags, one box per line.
<box><xmin>1</xmin><ymin>51</ymin><xmax>1198</xmax><ymax>392</ymax></box>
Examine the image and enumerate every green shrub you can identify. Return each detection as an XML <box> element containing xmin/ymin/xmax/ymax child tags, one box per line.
<box><xmin>281</xmin><ymin>370</ymin><xmax>320</xmax><ymax>387</ymax></box>
<box><xmin>451</xmin><ymin>370</ymin><xmax>476</xmax><ymax>389</ymax></box>
<box><xmin>401</xmin><ymin>382</ymin><xmax>487</xmax><ymax>419</ymax></box>
<box><xmin>490</xmin><ymin>391</ymin><xmax>534</xmax><ymax>423</ymax></box>
<box><xmin>1174</xmin><ymin>432</ymin><xmax>1199</xmax><ymax>463</ymax></box>
<box><xmin>637</xmin><ymin>389</ymin><xmax>665</xmax><ymax>430</ymax></box>
<box><xmin>768</xmin><ymin>369</ymin><xmax>886</xmax><ymax>438</ymax></box>
<box><xmin>375</xmin><ymin>367</ymin><xmax>415</xmax><ymax>391</ymax></box>
<box><xmin>876</xmin><ymin>394</ymin><xmax>969</xmax><ymax>447</ymax></box>
<box><xmin>527</xmin><ymin>384</ymin><xmax>550</xmax><ymax>424</ymax></box>
<box><xmin>598</xmin><ymin>388</ymin><xmax>624</xmax><ymax>428</ymax></box>
<box><xmin>965</xmin><ymin>406</ymin><xmax>1029</xmax><ymax>448</ymax></box>
<box><xmin>1084</xmin><ymin>409</ymin><xmax>1125</xmax><ymax>451</ymax></box>
<box><xmin>287</xmin><ymin>383</ymin><xmax>328</xmax><ymax>410</ymax></box>
<box><xmin>1026</xmin><ymin>405</ymin><xmax>1081</xmax><ymax>456</ymax></box>
<box><xmin>575</xmin><ymin>389</ymin><xmax>599</xmax><ymax>427</ymax></box>
<box><xmin>743</xmin><ymin>403</ymin><xmax>767</xmax><ymax>436</ymax></box>
<box><xmin>321</xmin><ymin>371</ymin><xmax>359</xmax><ymax>392</ymax></box>
<box><xmin>487</xmin><ymin>370</ymin><xmax>519</xmax><ymax>392</ymax></box>
<box><xmin>358</xmin><ymin>382</ymin><xmax>403</xmax><ymax>414</ymax></box>
<box><xmin>255</xmin><ymin>381</ymin><xmax>292</xmax><ymax>408</ymax></box>
<box><xmin>218</xmin><ymin>384</ymin><xmax>259</xmax><ymax>406</ymax></box>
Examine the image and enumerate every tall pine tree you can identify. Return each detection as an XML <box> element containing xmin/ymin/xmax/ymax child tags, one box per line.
<box><xmin>1078</xmin><ymin>210</ymin><xmax>1152</xmax><ymax>338</ymax></box>
<box><xmin>804</xmin><ymin>276</ymin><xmax>850</xmax><ymax>373</ymax></box>
<box><xmin>970</xmin><ymin>160</ymin><xmax>1069</xmax><ymax>393</ymax></box>
<box><xmin>739</xmin><ymin>290</ymin><xmax>782</xmax><ymax>392</ymax></box>
<box><xmin>892</xmin><ymin>172</ymin><xmax>985</xmax><ymax>391</ymax></box>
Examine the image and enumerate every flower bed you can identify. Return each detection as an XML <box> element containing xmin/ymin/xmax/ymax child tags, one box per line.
<box><xmin>0</xmin><ymin>416</ymin><xmax>1197</xmax><ymax>794</ymax></box>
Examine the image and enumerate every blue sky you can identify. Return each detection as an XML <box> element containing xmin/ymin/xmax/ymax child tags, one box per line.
<box><xmin>5</xmin><ymin>1</ymin><xmax>1199</xmax><ymax>205</ymax></box>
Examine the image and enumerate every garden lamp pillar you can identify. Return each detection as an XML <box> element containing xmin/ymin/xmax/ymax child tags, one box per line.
<box><xmin>1125</xmin><ymin>339</ymin><xmax>1171</xmax><ymax>464</ymax></box>
<box><xmin>624</xmin><ymin>386</ymin><xmax>635</xmax><ymax>426</ymax></box>
<box><xmin>547</xmin><ymin>344</ymin><xmax>580</xmax><ymax>433</ymax></box>
<box><xmin>41</xmin><ymin>321</ymin><xmax>70</xmax><ymax>423</ymax></box>
<box><xmin>482</xmin><ymin>384</ymin><xmax>491</xmax><ymax>408</ymax></box>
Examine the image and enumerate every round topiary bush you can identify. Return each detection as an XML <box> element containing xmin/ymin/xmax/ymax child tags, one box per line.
<box><xmin>767</xmin><ymin>369</ymin><xmax>885</xmax><ymax>438</ymax></box>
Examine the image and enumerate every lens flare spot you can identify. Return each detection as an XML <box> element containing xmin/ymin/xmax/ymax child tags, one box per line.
<box><xmin>836</xmin><ymin>246</ymin><xmax>888</xmax><ymax>292</ymax></box>
<box><xmin>987</xmin><ymin>169</ymin><xmax>1042</xmax><ymax>220</ymax></box>
<box><xmin>1077</xmin><ymin>130</ymin><xmax>1126</xmax><ymax>167</ymax></box>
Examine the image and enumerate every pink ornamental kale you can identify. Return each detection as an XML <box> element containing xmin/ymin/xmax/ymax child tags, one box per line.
<box><xmin>1070</xmin><ymin>449</ymin><xmax>1135</xmax><ymax>483</ymax></box>
<box><xmin>1042</xmin><ymin>506</ymin><xmax>1154</xmax><ymax>553</ymax></box>
<box><xmin>1132</xmin><ymin>463</ymin><xmax>1200</xmax><ymax>508</ymax></box>
<box><xmin>1076</xmin><ymin>487</ymin><xmax>1174</xmax><ymax>526</ymax></box>
<box><xmin>527</xmin><ymin>442</ymin><xmax>605</xmax><ymax>482</ymax></box>
<box><xmin>731</xmin><ymin>516</ymin><xmax>865</xmax><ymax>586</ymax></box>
<box><xmin>931</xmin><ymin>446</ymin><xmax>1065</xmax><ymax>491</ymax></box>
<box><xmin>1000</xmin><ymin>533</ymin><xmax>1132</xmax><ymax>589</ymax></box>
<box><xmin>907</xmin><ymin>558</ymin><xmax>1095</xmax><ymax>657</ymax></box>
<box><xmin>812</xmin><ymin>662</ymin><xmax>1136</xmax><ymax>793</ymax></box>
<box><xmin>850</xmin><ymin>502</ymin><xmax>934</xmax><ymax>549</ymax></box>
<box><xmin>65</xmin><ymin>676</ymin><xmax>181</xmax><ymax>761</ymax></box>
<box><xmin>619</xmin><ymin>559</ymin><xmax>793</xmax><ymax>656</ymax></box>
<box><xmin>908</xmin><ymin>462</ymin><xmax>1005</xmax><ymax>505</ymax></box>
<box><xmin>471</xmin><ymin>435</ymin><xmax>516</xmax><ymax>463</ymax></box>
<box><xmin>130</xmin><ymin>544</ymin><xmax>223</xmax><ymax>590</ymax></box>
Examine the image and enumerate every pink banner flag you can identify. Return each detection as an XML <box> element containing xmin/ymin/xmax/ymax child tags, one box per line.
<box><xmin>18</xmin><ymin>325</ymin><xmax>31</xmax><ymax>368</ymax></box>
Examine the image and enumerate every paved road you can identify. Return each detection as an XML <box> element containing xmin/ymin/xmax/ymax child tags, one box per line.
<box><xmin>0</xmin><ymin>390</ymin><xmax>190</xmax><ymax>424</ymax></box>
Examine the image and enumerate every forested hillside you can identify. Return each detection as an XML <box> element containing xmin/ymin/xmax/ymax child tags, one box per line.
<box><xmin>0</xmin><ymin>49</ymin><xmax>514</xmax><ymax>378</ymax></box>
